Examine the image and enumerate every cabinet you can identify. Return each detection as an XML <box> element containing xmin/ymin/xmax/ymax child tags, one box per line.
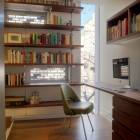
<box><xmin>112</xmin><ymin>96</ymin><xmax>140</xmax><ymax>140</ymax></box>
<box><xmin>107</xmin><ymin>0</ymin><xmax>140</xmax><ymax>44</ymax></box>
<box><xmin>4</xmin><ymin>0</ymin><xmax>83</xmax><ymax>118</ymax></box>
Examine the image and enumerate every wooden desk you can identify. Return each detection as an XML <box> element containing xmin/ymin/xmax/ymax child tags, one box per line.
<box><xmin>85</xmin><ymin>83</ymin><xmax>140</xmax><ymax>140</ymax></box>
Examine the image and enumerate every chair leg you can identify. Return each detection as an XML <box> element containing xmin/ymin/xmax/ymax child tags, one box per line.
<box><xmin>61</xmin><ymin>115</ymin><xmax>67</xmax><ymax>135</ymax></box>
<box><xmin>81</xmin><ymin>115</ymin><xmax>87</xmax><ymax>140</ymax></box>
<box><xmin>87</xmin><ymin>114</ymin><xmax>94</xmax><ymax>131</ymax></box>
<box><xmin>69</xmin><ymin>115</ymin><xmax>72</xmax><ymax>128</ymax></box>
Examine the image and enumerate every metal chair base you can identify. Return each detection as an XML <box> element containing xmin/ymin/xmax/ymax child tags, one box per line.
<box><xmin>61</xmin><ymin>114</ymin><xmax>94</xmax><ymax>140</ymax></box>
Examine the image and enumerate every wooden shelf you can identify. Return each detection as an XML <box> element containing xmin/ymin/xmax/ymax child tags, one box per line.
<box><xmin>5</xmin><ymin>1</ymin><xmax>84</xmax><ymax>13</ymax></box>
<box><xmin>6</xmin><ymin>99</ymin><xmax>75</xmax><ymax>109</ymax></box>
<box><xmin>107</xmin><ymin>31</ymin><xmax>140</xmax><ymax>44</ymax></box>
<box><xmin>5</xmin><ymin>82</ymin><xmax>84</xmax><ymax>88</ymax></box>
<box><xmin>6</xmin><ymin>101</ymin><xmax>63</xmax><ymax>109</ymax></box>
<box><xmin>5</xmin><ymin>43</ymin><xmax>84</xmax><ymax>49</ymax></box>
<box><xmin>107</xmin><ymin>0</ymin><xmax>140</xmax><ymax>44</ymax></box>
<box><xmin>5</xmin><ymin>22</ymin><xmax>84</xmax><ymax>31</ymax></box>
<box><xmin>5</xmin><ymin>63</ymin><xmax>83</xmax><ymax>66</ymax></box>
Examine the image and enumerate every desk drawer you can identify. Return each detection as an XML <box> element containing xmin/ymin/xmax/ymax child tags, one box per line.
<box><xmin>113</xmin><ymin>96</ymin><xmax>140</xmax><ymax>117</ymax></box>
<box><xmin>113</xmin><ymin>109</ymin><xmax>140</xmax><ymax>137</ymax></box>
<box><xmin>112</xmin><ymin>132</ymin><xmax>122</xmax><ymax>140</ymax></box>
<box><xmin>113</xmin><ymin>120</ymin><xmax>139</xmax><ymax>140</ymax></box>
<box><xmin>113</xmin><ymin>97</ymin><xmax>131</xmax><ymax>115</ymax></box>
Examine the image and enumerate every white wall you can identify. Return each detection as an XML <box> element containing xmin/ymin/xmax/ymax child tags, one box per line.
<box><xmin>99</xmin><ymin>0</ymin><xmax>139</xmax><ymax>122</ymax></box>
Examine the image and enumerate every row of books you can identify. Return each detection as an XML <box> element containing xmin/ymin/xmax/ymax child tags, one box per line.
<box><xmin>27</xmin><ymin>33</ymin><xmax>73</xmax><ymax>45</ymax></box>
<box><xmin>5</xmin><ymin>0</ymin><xmax>73</xmax><ymax>6</ymax></box>
<box><xmin>131</xmin><ymin>13</ymin><xmax>140</xmax><ymax>33</ymax></box>
<box><xmin>107</xmin><ymin>17</ymin><xmax>128</xmax><ymax>41</ymax></box>
<box><xmin>5</xmin><ymin>0</ymin><xmax>62</xmax><ymax>5</ymax></box>
<box><xmin>6</xmin><ymin>49</ymin><xmax>74</xmax><ymax>64</ymax></box>
<box><xmin>51</xmin><ymin>15</ymin><xmax>63</xmax><ymax>25</ymax></box>
<box><xmin>5</xmin><ymin>73</ymin><xmax>25</xmax><ymax>86</ymax></box>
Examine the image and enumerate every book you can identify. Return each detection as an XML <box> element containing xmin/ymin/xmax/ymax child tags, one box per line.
<box><xmin>132</xmin><ymin>14</ymin><xmax>136</xmax><ymax>33</ymax></box>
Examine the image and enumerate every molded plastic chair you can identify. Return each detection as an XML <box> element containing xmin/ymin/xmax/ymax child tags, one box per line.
<box><xmin>60</xmin><ymin>84</ymin><xmax>94</xmax><ymax>140</ymax></box>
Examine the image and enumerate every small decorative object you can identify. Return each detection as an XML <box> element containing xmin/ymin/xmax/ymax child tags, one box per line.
<box><xmin>7</xmin><ymin>33</ymin><xmax>22</xmax><ymax>43</ymax></box>
<box><xmin>30</xmin><ymin>91</ymin><xmax>40</xmax><ymax>105</ymax></box>
<box><xmin>64</xmin><ymin>20</ymin><xmax>72</xmax><ymax>25</ymax></box>
<box><xmin>67</xmin><ymin>20</ymin><xmax>72</xmax><ymax>25</ymax></box>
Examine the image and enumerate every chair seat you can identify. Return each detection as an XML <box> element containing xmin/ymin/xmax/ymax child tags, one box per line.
<box><xmin>69</xmin><ymin>102</ymin><xmax>94</xmax><ymax>115</ymax></box>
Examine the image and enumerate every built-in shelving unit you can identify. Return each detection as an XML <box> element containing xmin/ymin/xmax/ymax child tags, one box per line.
<box><xmin>107</xmin><ymin>0</ymin><xmax>140</xmax><ymax>44</ymax></box>
<box><xmin>4</xmin><ymin>0</ymin><xmax>84</xmax><ymax>112</ymax></box>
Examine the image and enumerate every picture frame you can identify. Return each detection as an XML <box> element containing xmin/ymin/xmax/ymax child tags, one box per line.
<box><xmin>7</xmin><ymin>33</ymin><xmax>22</xmax><ymax>43</ymax></box>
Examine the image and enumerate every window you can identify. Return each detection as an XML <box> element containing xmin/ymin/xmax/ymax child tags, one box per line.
<box><xmin>81</xmin><ymin>4</ymin><xmax>95</xmax><ymax>102</ymax></box>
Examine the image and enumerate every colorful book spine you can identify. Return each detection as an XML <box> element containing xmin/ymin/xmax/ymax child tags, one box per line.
<box><xmin>5</xmin><ymin>73</ymin><xmax>25</xmax><ymax>86</ymax></box>
<box><xmin>108</xmin><ymin>17</ymin><xmax>129</xmax><ymax>40</ymax></box>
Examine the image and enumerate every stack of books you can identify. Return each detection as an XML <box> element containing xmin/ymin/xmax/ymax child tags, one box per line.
<box><xmin>5</xmin><ymin>96</ymin><xmax>25</xmax><ymax>107</ymax></box>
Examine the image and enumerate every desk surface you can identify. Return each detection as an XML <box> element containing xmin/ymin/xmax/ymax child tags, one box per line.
<box><xmin>84</xmin><ymin>82</ymin><xmax>140</xmax><ymax>105</ymax></box>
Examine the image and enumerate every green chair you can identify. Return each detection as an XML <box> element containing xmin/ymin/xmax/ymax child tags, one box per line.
<box><xmin>60</xmin><ymin>84</ymin><xmax>94</xmax><ymax>140</ymax></box>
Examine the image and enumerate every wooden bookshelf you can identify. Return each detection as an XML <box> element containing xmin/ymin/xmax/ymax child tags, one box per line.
<box><xmin>6</xmin><ymin>99</ymin><xmax>75</xmax><ymax>109</ymax></box>
<box><xmin>4</xmin><ymin>0</ymin><xmax>83</xmax><ymax>115</ymax></box>
<box><xmin>5</xmin><ymin>22</ymin><xmax>84</xmax><ymax>31</ymax></box>
<box><xmin>107</xmin><ymin>31</ymin><xmax>140</xmax><ymax>44</ymax></box>
<box><xmin>5</xmin><ymin>1</ymin><xmax>84</xmax><ymax>13</ymax></box>
<box><xmin>6</xmin><ymin>101</ymin><xmax>64</xmax><ymax>109</ymax></box>
<box><xmin>107</xmin><ymin>0</ymin><xmax>140</xmax><ymax>44</ymax></box>
<box><xmin>5</xmin><ymin>63</ymin><xmax>83</xmax><ymax>66</ymax></box>
<box><xmin>5</xmin><ymin>82</ymin><xmax>84</xmax><ymax>88</ymax></box>
<box><xmin>5</xmin><ymin>43</ymin><xmax>84</xmax><ymax>49</ymax></box>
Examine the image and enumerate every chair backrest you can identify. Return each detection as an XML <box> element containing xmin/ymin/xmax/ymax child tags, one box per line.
<box><xmin>60</xmin><ymin>84</ymin><xmax>81</xmax><ymax>115</ymax></box>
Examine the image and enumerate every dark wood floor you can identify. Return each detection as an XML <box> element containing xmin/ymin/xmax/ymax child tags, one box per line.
<box><xmin>8</xmin><ymin>114</ymin><xmax>112</xmax><ymax>140</ymax></box>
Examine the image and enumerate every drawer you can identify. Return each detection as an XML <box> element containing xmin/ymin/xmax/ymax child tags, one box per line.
<box><xmin>113</xmin><ymin>120</ymin><xmax>140</xmax><ymax>140</ymax></box>
<box><xmin>113</xmin><ymin>96</ymin><xmax>140</xmax><ymax>117</ymax></box>
<box><xmin>112</xmin><ymin>132</ymin><xmax>122</xmax><ymax>140</ymax></box>
<box><xmin>113</xmin><ymin>96</ymin><xmax>132</xmax><ymax>115</ymax></box>
<box><xmin>113</xmin><ymin>109</ymin><xmax>140</xmax><ymax>137</ymax></box>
